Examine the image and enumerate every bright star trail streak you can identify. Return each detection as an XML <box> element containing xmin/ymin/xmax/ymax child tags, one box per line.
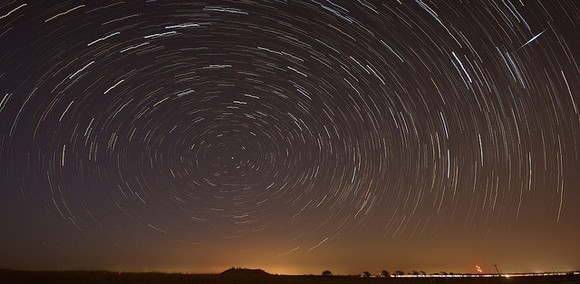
<box><xmin>0</xmin><ymin>0</ymin><xmax>578</xmax><ymax>276</ymax></box>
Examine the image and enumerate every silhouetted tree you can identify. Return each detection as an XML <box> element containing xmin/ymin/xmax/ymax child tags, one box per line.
<box><xmin>362</xmin><ymin>271</ymin><xmax>371</xmax><ymax>277</ymax></box>
<box><xmin>380</xmin><ymin>270</ymin><xmax>390</xmax><ymax>277</ymax></box>
<box><xmin>394</xmin><ymin>270</ymin><xmax>404</xmax><ymax>276</ymax></box>
<box><xmin>412</xmin><ymin>271</ymin><xmax>420</xmax><ymax>275</ymax></box>
<box><xmin>322</xmin><ymin>270</ymin><xmax>332</xmax><ymax>276</ymax></box>
<box><xmin>420</xmin><ymin>271</ymin><xmax>426</xmax><ymax>275</ymax></box>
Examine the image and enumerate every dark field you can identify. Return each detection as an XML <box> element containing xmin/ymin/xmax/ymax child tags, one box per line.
<box><xmin>1</xmin><ymin>270</ymin><xmax>579</xmax><ymax>284</ymax></box>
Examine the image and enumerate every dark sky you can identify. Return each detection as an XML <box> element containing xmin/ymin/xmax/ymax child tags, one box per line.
<box><xmin>0</xmin><ymin>0</ymin><xmax>579</xmax><ymax>276</ymax></box>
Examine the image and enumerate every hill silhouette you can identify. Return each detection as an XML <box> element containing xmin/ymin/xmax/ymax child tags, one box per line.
<box><xmin>219</xmin><ymin>267</ymin><xmax>270</xmax><ymax>277</ymax></box>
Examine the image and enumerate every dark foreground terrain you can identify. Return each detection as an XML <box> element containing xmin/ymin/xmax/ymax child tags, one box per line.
<box><xmin>1</xmin><ymin>269</ymin><xmax>579</xmax><ymax>284</ymax></box>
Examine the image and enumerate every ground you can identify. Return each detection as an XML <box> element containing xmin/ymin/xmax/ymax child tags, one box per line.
<box><xmin>1</xmin><ymin>269</ymin><xmax>579</xmax><ymax>284</ymax></box>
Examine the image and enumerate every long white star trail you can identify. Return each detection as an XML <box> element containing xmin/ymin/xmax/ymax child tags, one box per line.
<box><xmin>0</xmin><ymin>0</ymin><xmax>578</xmax><ymax>275</ymax></box>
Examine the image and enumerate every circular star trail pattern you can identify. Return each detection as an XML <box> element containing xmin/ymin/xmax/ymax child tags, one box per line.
<box><xmin>0</xmin><ymin>0</ymin><xmax>579</xmax><ymax>273</ymax></box>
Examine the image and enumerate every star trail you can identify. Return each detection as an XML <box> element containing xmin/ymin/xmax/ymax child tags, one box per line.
<box><xmin>0</xmin><ymin>0</ymin><xmax>578</xmax><ymax>275</ymax></box>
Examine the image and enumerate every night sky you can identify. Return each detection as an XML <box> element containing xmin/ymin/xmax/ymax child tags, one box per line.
<box><xmin>1</xmin><ymin>0</ymin><xmax>579</xmax><ymax>276</ymax></box>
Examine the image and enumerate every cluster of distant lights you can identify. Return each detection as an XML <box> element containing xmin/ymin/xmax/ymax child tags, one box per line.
<box><xmin>388</xmin><ymin>271</ymin><xmax>578</xmax><ymax>278</ymax></box>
